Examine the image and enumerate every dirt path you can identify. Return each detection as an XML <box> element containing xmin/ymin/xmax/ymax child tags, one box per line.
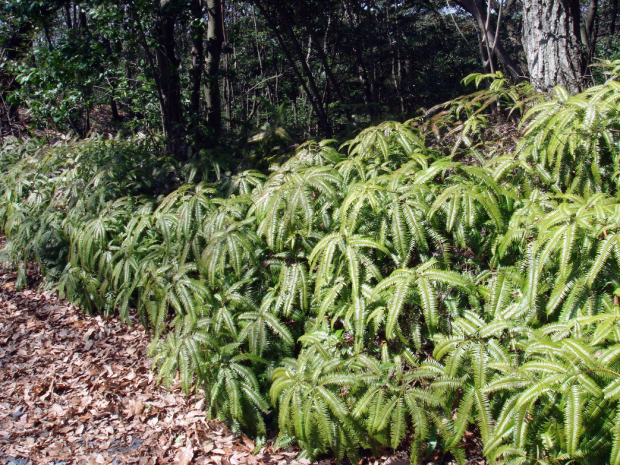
<box><xmin>0</xmin><ymin>265</ymin><xmax>311</xmax><ymax>466</ymax></box>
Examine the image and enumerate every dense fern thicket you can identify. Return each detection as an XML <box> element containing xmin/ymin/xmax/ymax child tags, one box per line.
<box><xmin>5</xmin><ymin>69</ymin><xmax>620</xmax><ymax>464</ymax></box>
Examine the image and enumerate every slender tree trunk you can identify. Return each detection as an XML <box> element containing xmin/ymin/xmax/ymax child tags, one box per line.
<box><xmin>297</xmin><ymin>8</ymin><xmax>352</xmax><ymax>123</ymax></box>
<box><xmin>190</xmin><ymin>0</ymin><xmax>204</xmax><ymax>145</ymax></box>
<box><xmin>251</xmin><ymin>6</ymin><xmax>270</xmax><ymax>101</ymax></box>
<box><xmin>264</xmin><ymin>0</ymin><xmax>331</xmax><ymax>136</ymax></box>
<box><xmin>522</xmin><ymin>0</ymin><xmax>584</xmax><ymax>93</ymax></box>
<box><xmin>584</xmin><ymin>0</ymin><xmax>600</xmax><ymax>75</ymax></box>
<box><xmin>205</xmin><ymin>0</ymin><xmax>224</xmax><ymax>145</ymax></box>
<box><xmin>64</xmin><ymin>5</ymin><xmax>74</xmax><ymax>30</ymax></box>
<box><xmin>455</xmin><ymin>0</ymin><xmax>523</xmax><ymax>83</ymax></box>
<box><xmin>367</xmin><ymin>1</ymin><xmax>377</xmax><ymax>104</ymax></box>
<box><xmin>110</xmin><ymin>96</ymin><xmax>121</xmax><ymax>121</ymax></box>
<box><xmin>476</xmin><ymin>28</ymin><xmax>492</xmax><ymax>73</ymax></box>
<box><xmin>582</xmin><ymin>0</ymin><xmax>599</xmax><ymax>50</ymax></box>
<box><xmin>609</xmin><ymin>0</ymin><xmax>618</xmax><ymax>48</ymax></box>
<box><xmin>255</xmin><ymin>0</ymin><xmax>331</xmax><ymax>136</ymax></box>
<box><xmin>343</xmin><ymin>1</ymin><xmax>375</xmax><ymax>118</ymax></box>
<box><xmin>224</xmin><ymin>1</ymin><xmax>234</xmax><ymax>129</ymax></box>
<box><xmin>43</xmin><ymin>24</ymin><xmax>54</xmax><ymax>50</ymax></box>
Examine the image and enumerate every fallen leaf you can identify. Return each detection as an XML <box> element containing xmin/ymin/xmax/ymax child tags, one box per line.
<box><xmin>173</xmin><ymin>446</ymin><xmax>194</xmax><ymax>465</ymax></box>
<box><xmin>202</xmin><ymin>441</ymin><xmax>214</xmax><ymax>454</ymax></box>
<box><xmin>83</xmin><ymin>328</ymin><xmax>95</xmax><ymax>342</ymax></box>
<box><xmin>135</xmin><ymin>400</ymin><xmax>145</xmax><ymax>415</ymax></box>
<box><xmin>241</xmin><ymin>434</ymin><xmax>254</xmax><ymax>452</ymax></box>
<box><xmin>50</xmin><ymin>403</ymin><xmax>65</xmax><ymax>417</ymax></box>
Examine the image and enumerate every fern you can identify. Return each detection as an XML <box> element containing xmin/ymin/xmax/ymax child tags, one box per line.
<box><xmin>6</xmin><ymin>69</ymin><xmax>620</xmax><ymax>463</ymax></box>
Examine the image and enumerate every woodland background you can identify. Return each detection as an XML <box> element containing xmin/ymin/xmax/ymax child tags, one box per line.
<box><xmin>1</xmin><ymin>0</ymin><xmax>616</xmax><ymax>153</ymax></box>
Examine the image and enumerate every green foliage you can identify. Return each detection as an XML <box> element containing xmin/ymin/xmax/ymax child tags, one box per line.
<box><xmin>7</xmin><ymin>71</ymin><xmax>620</xmax><ymax>464</ymax></box>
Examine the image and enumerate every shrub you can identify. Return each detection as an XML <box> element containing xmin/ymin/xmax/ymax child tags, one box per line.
<box><xmin>4</xmin><ymin>69</ymin><xmax>620</xmax><ymax>463</ymax></box>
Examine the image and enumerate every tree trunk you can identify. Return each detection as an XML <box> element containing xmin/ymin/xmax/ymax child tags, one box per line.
<box><xmin>205</xmin><ymin>0</ymin><xmax>224</xmax><ymax>145</ymax></box>
<box><xmin>522</xmin><ymin>0</ymin><xmax>584</xmax><ymax>93</ymax></box>
<box><xmin>155</xmin><ymin>0</ymin><xmax>186</xmax><ymax>159</ymax></box>
<box><xmin>255</xmin><ymin>0</ymin><xmax>332</xmax><ymax>137</ymax></box>
<box><xmin>455</xmin><ymin>0</ymin><xmax>523</xmax><ymax>83</ymax></box>
<box><xmin>264</xmin><ymin>0</ymin><xmax>332</xmax><ymax>136</ymax></box>
<box><xmin>609</xmin><ymin>0</ymin><xmax>618</xmax><ymax>48</ymax></box>
<box><xmin>297</xmin><ymin>5</ymin><xmax>353</xmax><ymax>123</ymax></box>
<box><xmin>190</xmin><ymin>0</ymin><xmax>204</xmax><ymax>145</ymax></box>
<box><xmin>343</xmin><ymin>0</ymin><xmax>375</xmax><ymax>119</ymax></box>
<box><xmin>64</xmin><ymin>5</ymin><xmax>74</xmax><ymax>30</ymax></box>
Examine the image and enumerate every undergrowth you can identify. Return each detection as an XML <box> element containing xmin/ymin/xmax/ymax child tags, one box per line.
<box><xmin>4</xmin><ymin>67</ymin><xmax>620</xmax><ymax>464</ymax></box>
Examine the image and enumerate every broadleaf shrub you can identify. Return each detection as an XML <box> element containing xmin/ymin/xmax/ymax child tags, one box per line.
<box><xmin>5</xmin><ymin>70</ymin><xmax>620</xmax><ymax>463</ymax></box>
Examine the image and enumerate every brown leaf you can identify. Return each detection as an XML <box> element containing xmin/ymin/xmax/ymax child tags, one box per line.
<box><xmin>172</xmin><ymin>446</ymin><xmax>194</xmax><ymax>465</ymax></box>
<box><xmin>202</xmin><ymin>441</ymin><xmax>214</xmax><ymax>454</ymax></box>
<box><xmin>83</xmin><ymin>328</ymin><xmax>95</xmax><ymax>342</ymax></box>
<box><xmin>134</xmin><ymin>399</ymin><xmax>145</xmax><ymax>416</ymax></box>
<box><xmin>50</xmin><ymin>403</ymin><xmax>65</xmax><ymax>417</ymax></box>
<box><xmin>241</xmin><ymin>435</ymin><xmax>255</xmax><ymax>452</ymax></box>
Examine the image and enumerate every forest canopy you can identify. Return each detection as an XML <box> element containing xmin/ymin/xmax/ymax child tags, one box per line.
<box><xmin>4</xmin><ymin>1</ymin><xmax>620</xmax><ymax>465</ymax></box>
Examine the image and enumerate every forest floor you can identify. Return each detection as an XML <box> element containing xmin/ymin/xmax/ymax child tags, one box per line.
<box><xmin>0</xmin><ymin>262</ymin><xmax>424</xmax><ymax>466</ymax></box>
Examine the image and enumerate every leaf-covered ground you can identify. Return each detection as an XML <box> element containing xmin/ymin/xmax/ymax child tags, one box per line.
<box><xmin>0</xmin><ymin>262</ymin><xmax>439</xmax><ymax>466</ymax></box>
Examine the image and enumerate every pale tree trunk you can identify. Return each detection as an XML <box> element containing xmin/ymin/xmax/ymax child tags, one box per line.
<box><xmin>522</xmin><ymin>0</ymin><xmax>584</xmax><ymax>93</ymax></box>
